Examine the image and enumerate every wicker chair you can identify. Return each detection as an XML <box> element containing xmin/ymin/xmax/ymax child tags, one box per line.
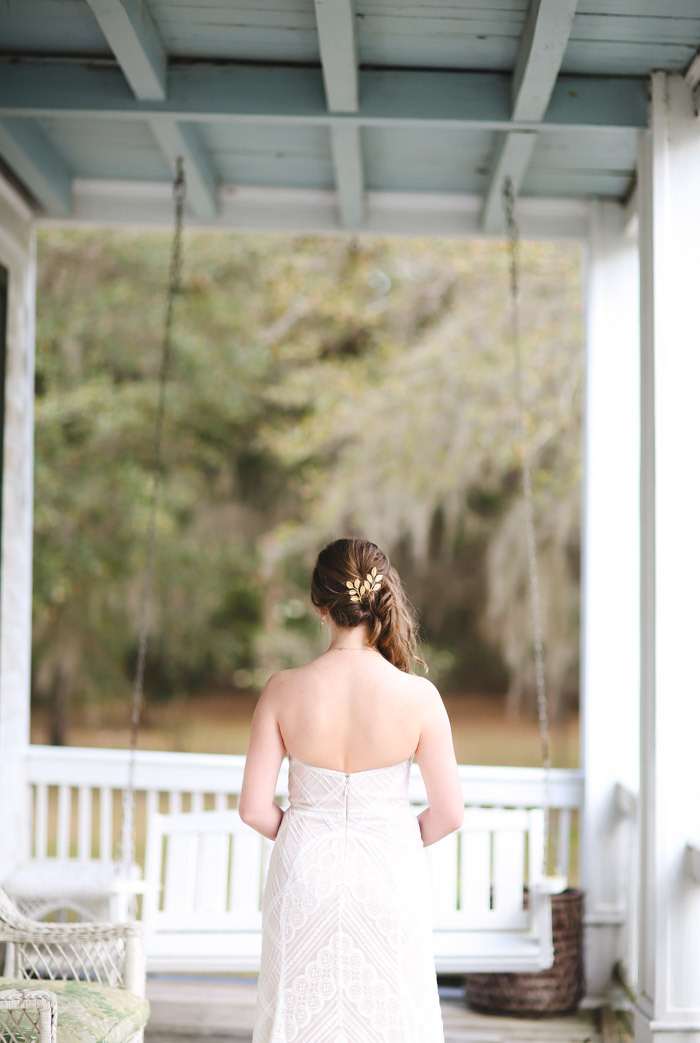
<box><xmin>0</xmin><ymin>887</ymin><xmax>149</xmax><ymax>1043</ymax></box>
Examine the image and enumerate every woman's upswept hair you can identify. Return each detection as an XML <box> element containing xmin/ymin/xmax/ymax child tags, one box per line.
<box><xmin>310</xmin><ymin>537</ymin><xmax>426</xmax><ymax>673</ymax></box>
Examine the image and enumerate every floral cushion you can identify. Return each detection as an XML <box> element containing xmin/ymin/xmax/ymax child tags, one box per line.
<box><xmin>0</xmin><ymin>979</ymin><xmax>149</xmax><ymax>1043</ymax></box>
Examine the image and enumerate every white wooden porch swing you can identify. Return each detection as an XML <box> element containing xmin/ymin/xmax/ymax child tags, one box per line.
<box><xmin>6</xmin><ymin>157</ymin><xmax>569</xmax><ymax>987</ymax></box>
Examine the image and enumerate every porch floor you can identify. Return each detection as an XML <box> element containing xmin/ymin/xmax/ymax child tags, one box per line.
<box><xmin>144</xmin><ymin>976</ymin><xmax>633</xmax><ymax>1042</ymax></box>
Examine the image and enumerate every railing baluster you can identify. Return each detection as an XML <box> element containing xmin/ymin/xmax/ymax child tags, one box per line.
<box><xmin>77</xmin><ymin>786</ymin><xmax>92</xmax><ymax>860</ymax></box>
<box><xmin>100</xmin><ymin>787</ymin><xmax>113</xmax><ymax>862</ymax></box>
<box><xmin>146</xmin><ymin>789</ymin><xmax>159</xmax><ymax>823</ymax></box>
<box><xmin>34</xmin><ymin>784</ymin><xmax>48</xmax><ymax>860</ymax></box>
<box><xmin>56</xmin><ymin>785</ymin><xmax>71</xmax><ymax>859</ymax></box>
<box><xmin>557</xmin><ymin>807</ymin><xmax>571</xmax><ymax>878</ymax></box>
<box><xmin>191</xmin><ymin>792</ymin><xmax>204</xmax><ymax>814</ymax></box>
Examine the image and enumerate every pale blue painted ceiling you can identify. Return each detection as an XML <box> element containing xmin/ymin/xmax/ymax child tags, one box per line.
<box><xmin>3</xmin><ymin>0</ymin><xmax>699</xmax><ymax>71</ymax></box>
<box><xmin>0</xmin><ymin>0</ymin><xmax>698</xmax><ymax>232</ymax></box>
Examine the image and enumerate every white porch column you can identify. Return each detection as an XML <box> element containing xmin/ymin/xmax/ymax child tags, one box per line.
<box><xmin>0</xmin><ymin>174</ymin><xmax>35</xmax><ymax>881</ymax></box>
<box><xmin>635</xmin><ymin>72</ymin><xmax>700</xmax><ymax>1043</ymax></box>
<box><xmin>580</xmin><ymin>201</ymin><xmax>641</xmax><ymax>1003</ymax></box>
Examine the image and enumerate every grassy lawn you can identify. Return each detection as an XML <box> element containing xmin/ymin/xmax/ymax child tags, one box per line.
<box><xmin>31</xmin><ymin>690</ymin><xmax>579</xmax><ymax>769</ymax></box>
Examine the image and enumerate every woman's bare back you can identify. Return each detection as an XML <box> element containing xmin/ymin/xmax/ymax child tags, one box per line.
<box><xmin>272</xmin><ymin>649</ymin><xmax>429</xmax><ymax>773</ymax></box>
<box><xmin>240</xmin><ymin>537</ymin><xmax>464</xmax><ymax>847</ymax></box>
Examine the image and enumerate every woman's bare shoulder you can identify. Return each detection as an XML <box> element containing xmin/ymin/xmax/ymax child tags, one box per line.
<box><xmin>258</xmin><ymin>656</ymin><xmax>329</xmax><ymax>695</ymax></box>
<box><xmin>257</xmin><ymin>667</ymin><xmax>303</xmax><ymax>704</ymax></box>
<box><xmin>402</xmin><ymin>674</ymin><xmax>445</xmax><ymax>717</ymax></box>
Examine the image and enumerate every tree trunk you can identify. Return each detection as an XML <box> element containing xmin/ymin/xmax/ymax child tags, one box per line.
<box><xmin>504</xmin><ymin>674</ymin><xmax>523</xmax><ymax>719</ymax></box>
<box><xmin>49</xmin><ymin>665</ymin><xmax>68</xmax><ymax>746</ymax></box>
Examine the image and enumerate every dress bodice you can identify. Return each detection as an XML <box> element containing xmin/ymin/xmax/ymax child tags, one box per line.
<box><xmin>256</xmin><ymin>752</ymin><xmax>443</xmax><ymax>1041</ymax></box>
<box><xmin>287</xmin><ymin>753</ymin><xmax>413</xmax><ymax>819</ymax></box>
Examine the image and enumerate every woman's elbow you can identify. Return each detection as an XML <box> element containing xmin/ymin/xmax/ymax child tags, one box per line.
<box><xmin>444</xmin><ymin>802</ymin><xmax>464</xmax><ymax>833</ymax></box>
<box><xmin>238</xmin><ymin>801</ymin><xmax>257</xmax><ymax>827</ymax></box>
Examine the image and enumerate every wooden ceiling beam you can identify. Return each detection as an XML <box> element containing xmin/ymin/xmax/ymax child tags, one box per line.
<box><xmin>147</xmin><ymin>118</ymin><xmax>218</xmax><ymax>221</ymax></box>
<box><xmin>512</xmin><ymin>0</ymin><xmax>579</xmax><ymax>123</ymax></box>
<box><xmin>0</xmin><ymin>118</ymin><xmax>72</xmax><ymax>215</ymax></box>
<box><xmin>314</xmin><ymin>0</ymin><xmax>359</xmax><ymax>113</ymax></box>
<box><xmin>84</xmin><ymin>0</ymin><xmax>167</xmax><ymax>102</ymax></box>
<box><xmin>84</xmin><ymin>0</ymin><xmax>218</xmax><ymax>218</ymax></box>
<box><xmin>313</xmin><ymin>0</ymin><xmax>365</xmax><ymax>229</ymax></box>
<box><xmin>684</xmin><ymin>46</ymin><xmax>700</xmax><ymax>114</ymax></box>
<box><xmin>480</xmin><ymin>132</ymin><xmax>538</xmax><ymax>236</ymax></box>
<box><xmin>480</xmin><ymin>0</ymin><xmax>579</xmax><ymax>234</ymax></box>
<box><xmin>0</xmin><ymin>61</ymin><xmax>648</xmax><ymax>135</ymax></box>
<box><xmin>330</xmin><ymin>125</ymin><xmax>364</xmax><ymax>229</ymax></box>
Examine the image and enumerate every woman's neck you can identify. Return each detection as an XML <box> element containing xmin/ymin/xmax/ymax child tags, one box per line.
<box><xmin>326</xmin><ymin>622</ymin><xmax>374</xmax><ymax>651</ymax></box>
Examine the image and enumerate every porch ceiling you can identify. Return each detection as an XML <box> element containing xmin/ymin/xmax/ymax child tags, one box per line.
<box><xmin>0</xmin><ymin>1</ymin><xmax>698</xmax><ymax>236</ymax></box>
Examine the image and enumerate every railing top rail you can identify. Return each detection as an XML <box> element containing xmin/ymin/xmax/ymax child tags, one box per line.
<box><xmin>25</xmin><ymin>744</ymin><xmax>584</xmax><ymax>780</ymax></box>
<box><xmin>26</xmin><ymin>744</ymin><xmax>584</xmax><ymax>807</ymax></box>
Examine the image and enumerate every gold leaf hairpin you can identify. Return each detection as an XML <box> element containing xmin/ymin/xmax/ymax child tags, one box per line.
<box><xmin>346</xmin><ymin>566</ymin><xmax>383</xmax><ymax>603</ymax></box>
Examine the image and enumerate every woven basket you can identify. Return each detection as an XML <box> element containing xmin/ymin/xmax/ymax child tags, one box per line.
<box><xmin>463</xmin><ymin>887</ymin><xmax>585</xmax><ymax>1017</ymax></box>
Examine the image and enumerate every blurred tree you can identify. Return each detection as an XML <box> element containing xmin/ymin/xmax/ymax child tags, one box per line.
<box><xmin>260</xmin><ymin>237</ymin><xmax>583</xmax><ymax>717</ymax></box>
<box><xmin>32</xmin><ymin>229</ymin><xmax>583</xmax><ymax>739</ymax></box>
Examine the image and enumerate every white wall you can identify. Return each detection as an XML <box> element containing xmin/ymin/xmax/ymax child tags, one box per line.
<box><xmin>580</xmin><ymin>201</ymin><xmax>641</xmax><ymax>1003</ymax></box>
<box><xmin>635</xmin><ymin>72</ymin><xmax>700</xmax><ymax>1043</ymax></box>
<box><xmin>0</xmin><ymin>174</ymin><xmax>36</xmax><ymax>880</ymax></box>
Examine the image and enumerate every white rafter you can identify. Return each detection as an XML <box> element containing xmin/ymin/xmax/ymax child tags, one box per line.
<box><xmin>313</xmin><ymin>0</ymin><xmax>365</xmax><ymax>229</ymax></box>
<box><xmin>148</xmin><ymin>118</ymin><xmax>218</xmax><ymax>221</ymax></box>
<box><xmin>85</xmin><ymin>0</ymin><xmax>218</xmax><ymax>218</ymax></box>
<box><xmin>685</xmin><ymin>46</ymin><xmax>700</xmax><ymax>114</ymax></box>
<box><xmin>85</xmin><ymin>0</ymin><xmax>167</xmax><ymax>101</ymax></box>
<box><xmin>0</xmin><ymin>118</ymin><xmax>72</xmax><ymax>215</ymax></box>
<box><xmin>330</xmin><ymin>125</ymin><xmax>364</xmax><ymax>230</ymax></box>
<box><xmin>480</xmin><ymin>0</ymin><xmax>579</xmax><ymax>233</ymax></box>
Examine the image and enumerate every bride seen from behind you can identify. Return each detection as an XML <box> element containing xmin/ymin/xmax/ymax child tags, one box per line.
<box><xmin>240</xmin><ymin>536</ymin><xmax>464</xmax><ymax>1043</ymax></box>
<box><xmin>240</xmin><ymin>537</ymin><xmax>464</xmax><ymax>843</ymax></box>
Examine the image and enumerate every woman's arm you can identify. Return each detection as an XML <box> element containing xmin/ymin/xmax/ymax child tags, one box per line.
<box><xmin>238</xmin><ymin>674</ymin><xmax>287</xmax><ymax>840</ymax></box>
<box><xmin>413</xmin><ymin>680</ymin><xmax>464</xmax><ymax>847</ymax></box>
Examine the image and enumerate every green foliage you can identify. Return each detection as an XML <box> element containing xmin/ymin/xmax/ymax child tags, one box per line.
<box><xmin>32</xmin><ymin>228</ymin><xmax>583</xmax><ymax>728</ymax></box>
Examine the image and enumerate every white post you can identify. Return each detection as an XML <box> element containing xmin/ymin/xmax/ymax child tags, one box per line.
<box><xmin>0</xmin><ymin>174</ymin><xmax>35</xmax><ymax>881</ymax></box>
<box><xmin>580</xmin><ymin>201</ymin><xmax>640</xmax><ymax>1004</ymax></box>
<box><xmin>635</xmin><ymin>71</ymin><xmax>700</xmax><ymax>1043</ymax></box>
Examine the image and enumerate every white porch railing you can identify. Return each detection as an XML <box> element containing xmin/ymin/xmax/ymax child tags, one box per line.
<box><xmin>24</xmin><ymin>745</ymin><xmax>584</xmax><ymax>884</ymax></box>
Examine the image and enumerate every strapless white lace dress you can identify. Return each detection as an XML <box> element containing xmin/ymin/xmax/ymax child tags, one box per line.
<box><xmin>252</xmin><ymin>754</ymin><xmax>444</xmax><ymax>1043</ymax></box>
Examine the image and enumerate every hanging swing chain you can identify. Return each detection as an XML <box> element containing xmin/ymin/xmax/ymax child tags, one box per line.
<box><xmin>119</xmin><ymin>159</ymin><xmax>186</xmax><ymax>874</ymax></box>
<box><xmin>502</xmin><ymin>178</ymin><xmax>557</xmax><ymax>879</ymax></box>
